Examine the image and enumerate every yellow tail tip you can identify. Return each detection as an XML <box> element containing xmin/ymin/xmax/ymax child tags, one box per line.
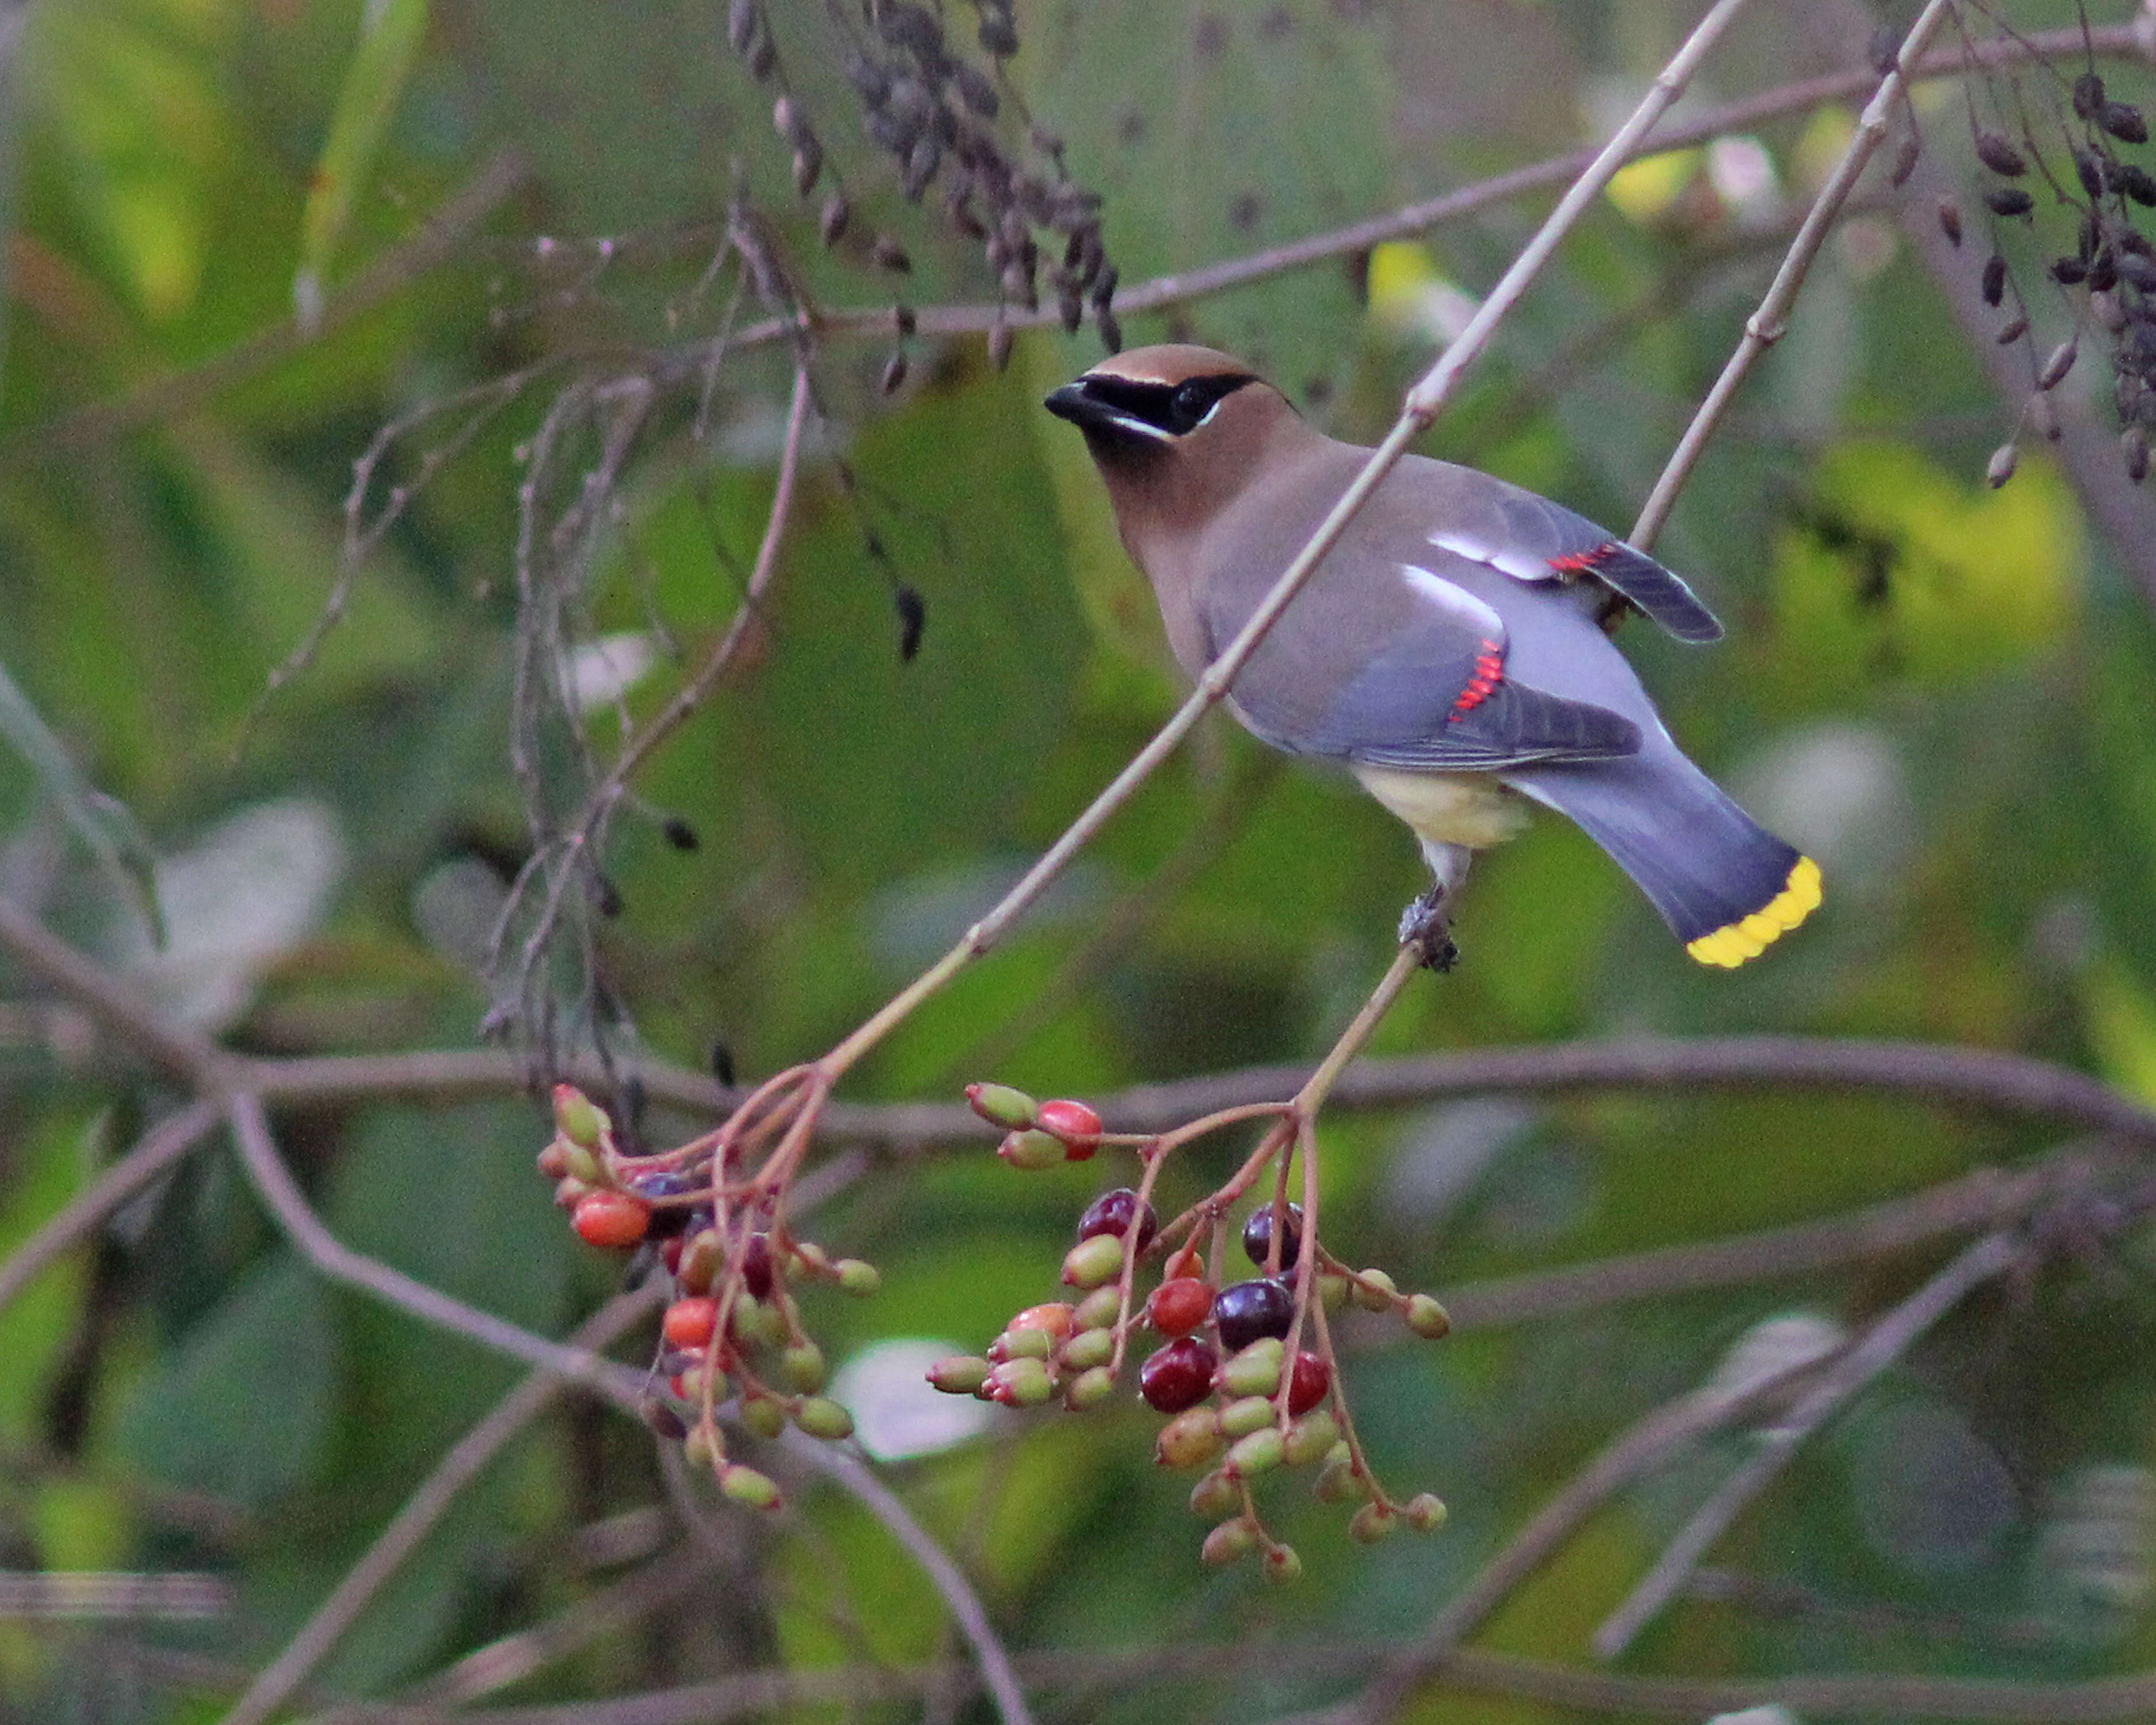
<box><xmin>1684</xmin><ymin>856</ymin><xmax>1823</xmax><ymax>969</ymax></box>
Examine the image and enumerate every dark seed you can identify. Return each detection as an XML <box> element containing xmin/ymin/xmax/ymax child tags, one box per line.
<box><xmin>1996</xmin><ymin>314</ymin><xmax>2028</xmax><ymax>344</ymax></box>
<box><xmin>710</xmin><ymin>1039</ymin><xmax>736</xmax><ymax>1087</ymax></box>
<box><xmin>2125</xmin><ymin>426</ymin><xmax>2150</xmax><ymax>484</ymax></box>
<box><xmin>1090</xmin><ymin>263</ymin><xmax>1118</xmax><ymax>310</ymax></box>
<box><xmin>844</xmin><ymin>51</ymin><xmax>890</xmax><ymax>104</ymax></box>
<box><xmin>1986</xmin><ymin>442</ymin><xmax>2018</xmax><ymax>488</ymax></box>
<box><xmin>952</xmin><ymin>60</ymin><xmax>1000</xmax><ymax>118</ymax></box>
<box><xmin>978</xmin><ymin>10</ymin><xmax>1017</xmax><ymax>56</ymax></box>
<box><xmin>2038</xmin><ymin>340</ymin><xmax>2078</xmax><ymax>389</ymax></box>
<box><xmin>894</xmin><ymin>303</ymin><xmax>916</xmax><ymax>337</ymax></box>
<box><xmin>1938</xmin><ymin>201</ymin><xmax>1963</xmax><ymax>246</ymax></box>
<box><xmin>2102</xmin><ymin>102</ymin><xmax>2149</xmax><ymax>146</ymax></box>
<box><xmin>2074</xmin><ymin>73</ymin><xmax>2106</xmax><ymax>120</ymax></box>
<box><xmin>1888</xmin><ymin>131</ymin><xmax>1921</xmax><ymax>188</ymax></box>
<box><xmin>643</xmin><ymin>1399</ymin><xmax>688</xmax><ymax>1441</ymax></box>
<box><xmin>1984</xmin><ymin>187</ymin><xmax>2034</xmax><ymax>218</ymax></box>
<box><xmin>879</xmin><ymin>351</ymin><xmax>908</xmax><ymax>395</ymax></box>
<box><xmin>1974</xmin><ymin>131</ymin><xmax>2027</xmax><ymax>176</ymax></box>
<box><xmin>2091</xmin><ymin>251</ymin><xmax>2120</xmax><ymax>292</ymax></box>
<box><xmin>593</xmin><ymin>873</ymin><xmax>624</xmax><ymax>918</ymax></box>
<box><xmin>819</xmin><ymin>194</ymin><xmax>850</xmax><ymax>245</ymax></box>
<box><xmin>895</xmin><ymin>586</ymin><xmax>925</xmax><ymax>661</ymax></box>
<box><xmin>872</xmin><ymin>234</ymin><xmax>912</xmax><ymax>273</ymax></box>
<box><xmin>747</xmin><ymin>35</ymin><xmax>775</xmax><ymax>79</ymax></box>
<box><xmin>1058</xmin><ymin>285</ymin><xmax>1083</xmax><ymax>333</ymax></box>
<box><xmin>2075</xmin><ymin>149</ymin><xmax>2105</xmax><ymax>199</ymax></box>
<box><xmin>2051</xmin><ymin>257</ymin><xmax>2088</xmax><ymax>285</ymax></box>
<box><xmin>877</xmin><ymin>1</ymin><xmax>943</xmax><ymax>57</ymax></box>
<box><xmin>1098</xmin><ymin>308</ymin><xmax>1123</xmax><ymax>353</ymax></box>
<box><xmin>662</xmin><ymin>816</ymin><xmax>699</xmax><ymax>851</ymax></box>
<box><xmin>2118</xmin><ymin>164</ymin><xmax>2156</xmax><ymax>207</ymax></box>
<box><xmin>1981</xmin><ymin>253</ymin><xmax>2007</xmax><ymax>305</ymax></box>
<box><xmin>792</xmin><ymin>143</ymin><xmax>821</xmax><ymax>198</ymax></box>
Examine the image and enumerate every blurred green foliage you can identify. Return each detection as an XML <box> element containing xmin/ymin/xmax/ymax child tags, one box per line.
<box><xmin>3</xmin><ymin>0</ymin><xmax>2156</xmax><ymax>1719</ymax></box>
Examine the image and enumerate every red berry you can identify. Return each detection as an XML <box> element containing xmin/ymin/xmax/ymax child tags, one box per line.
<box><xmin>1241</xmin><ymin>1202</ymin><xmax>1304</xmax><ymax>1269</ymax></box>
<box><xmin>1215</xmin><ymin>1278</ymin><xmax>1294</xmax><ymax>1351</ymax></box>
<box><xmin>1077</xmin><ymin>1187</ymin><xmax>1157</xmax><ymax>1252</ymax></box>
<box><xmin>1009</xmin><ymin>1302</ymin><xmax>1076</xmax><ymax>1338</ymax></box>
<box><xmin>1146</xmin><ymin>1276</ymin><xmax>1215</xmax><ymax>1336</ymax></box>
<box><xmin>1036</xmin><ymin>1099</ymin><xmax>1103</xmax><ymax>1159</ymax></box>
<box><xmin>572</xmin><ymin>1190</ymin><xmax>651</xmax><ymax>1249</ymax></box>
<box><xmin>1287</xmin><ymin>1350</ymin><xmax>1330</xmax><ymax>1415</ymax></box>
<box><xmin>741</xmin><ymin>1232</ymin><xmax>774</xmax><ymax>1299</ymax></box>
<box><xmin>1140</xmin><ymin>1338</ymin><xmax>1219</xmax><ymax>1413</ymax></box>
<box><xmin>662</xmin><ymin>1297</ymin><xmax>719</xmax><ymax>1349</ymax></box>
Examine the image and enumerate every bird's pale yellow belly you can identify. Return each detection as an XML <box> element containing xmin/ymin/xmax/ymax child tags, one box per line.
<box><xmin>1351</xmin><ymin>765</ymin><xmax>1532</xmax><ymax>849</ymax></box>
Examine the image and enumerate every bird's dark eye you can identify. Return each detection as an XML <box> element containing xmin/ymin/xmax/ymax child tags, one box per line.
<box><xmin>1172</xmin><ymin>381</ymin><xmax>1211</xmax><ymax>424</ymax></box>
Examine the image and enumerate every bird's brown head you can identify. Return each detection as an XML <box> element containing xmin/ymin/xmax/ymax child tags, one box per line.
<box><xmin>1044</xmin><ymin>345</ymin><xmax>1306</xmax><ymax>549</ymax></box>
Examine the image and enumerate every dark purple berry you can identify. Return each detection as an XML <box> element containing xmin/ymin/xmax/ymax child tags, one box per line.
<box><xmin>628</xmin><ymin>1171</ymin><xmax>700</xmax><ymax>1237</ymax></box>
<box><xmin>1241</xmin><ymin>1202</ymin><xmax>1304</xmax><ymax>1269</ymax></box>
<box><xmin>1215</xmin><ymin>1278</ymin><xmax>1294</xmax><ymax>1351</ymax></box>
<box><xmin>742</xmin><ymin>1231</ymin><xmax>774</xmax><ymax>1298</ymax></box>
<box><xmin>1983</xmin><ymin>186</ymin><xmax>2034</xmax><ymax>218</ymax></box>
<box><xmin>1140</xmin><ymin>1338</ymin><xmax>1218</xmax><ymax>1413</ymax></box>
<box><xmin>1077</xmin><ymin>1188</ymin><xmax>1158</xmax><ymax>1252</ymax></box>
<box><xmin>2102</xmin><ymin>102</ymin><xmax>2148</xmax><ymax>146</ymax></box>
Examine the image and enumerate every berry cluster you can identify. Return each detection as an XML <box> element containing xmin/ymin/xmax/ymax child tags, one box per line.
<box><xmin>538</xmin><ymin>1083</ymin><xmax>881</xmax><ymax>1511</ymax></box>
<box><xmin>1942</xmin><ymin>67</ymin><xmax>2155</xmax><ymax>485</ymax></box>
<box><xmin>930</xmin><ymin>1084</ymin><xmax>1452</xmax><ymax>1574</ymax></box>
<box><xmin>725</xmin><ymin>0</ymin><xmax>1121</xmax><ymax>378</ymax></box>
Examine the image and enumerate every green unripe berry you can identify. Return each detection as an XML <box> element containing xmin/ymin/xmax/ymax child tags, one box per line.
<box><xmin>1261</xmin><ymin>1543</ymin><xmax>1303</xmax><ymax>1583</ymax></box>
<box><xmin>998</xmin><ymin>1128</ymin><xmax>1065</xmax><ymax>1171</ymax></box>
<box><xmin>1155</xmin><ymin>1407</ymin><xmax>1226</xmax><ymax>1470</ymax></box>
<box><xmin>1061</xmin><ymin>1233</ymin><xmax>1127</xmax><ymax>1290</ymax></box>
<box><xmin>1405</xmin><ymin>1294</ymin><xmax>1452</xmax><ymax>1339</ymax></box>
<box><xmin>927</xmin><ymin>1355</ymin><xmax>991</xmax><ymax>1395</ymax></box>
<box><xmin>1220</xmin><ymin>1337</ymin><xmax>1285</xmax><ymax>1396</ymax></box>
<box><xmin>793</xmin><ymin>1396</ymin><xmax>855</xmax><ymax>1440</ymax></box>
<box><xmin>835</xmin><ymin>1258</ymin><xmax>881</xmax><ymax>1295</ymax></box>
<box><xmin>719</xmin><ymin>1463</ymin><xmax>783</xmax><ymax>1510</ymax></box>
<box><xmin>966</xmin><ymin>1082</ymin><xmax>1038</xmax><ymax>1130</ymax></box>
<box><xmin>1189</xmin><ymin>1469</ymin><xmax>1240</xmax><ymax>1519</ymax></box>
<box><xmin>996</xmin><ymin>1357</ymin><xmax>1056</xmax><ymax>1407</ymax></box>
<box><xmin>1226</xmin><ymin>1428</ymin><xmax>1284</xmax><ymax>1479</ymax></box>
<box><xmin>1200</xmin><ymin>1516</ymin><xmax>1259</xmax><ymax>1566</ymax></box>
<box><xmin>1404</xmin><ymin>1492</ymin><xmax>1449</xmax><ymax>1532</ymax></box>
<box><xmin>1061</xmin><ymin>1326</ymin><xmax>1114</xmax><ymax>1370</ymax></box>
<box><xmin>556</xmin><ymin>1140</ymin><xmax>602</xmax><ymax>1184</ymax></box>
<box><xmin>1074</xmin><ymin>1286</ymin><xmax>1122</xmax><ymax>1329</ymax></box>
<box><xmin>1351</xmin><ymin>1268</ymin><xmax>1397</xmax><ymax>1312</ymax></box>
<box><xmin>997</xmin><ymin>1325</ymin><xmax>1054</xmax><ymax>1361</ymax></box>
<box><xmin>551</xmin><ymin>1084</ymin><xmax>609</xmax><ymax>1152</ymax></box>
<box><xmin>1283</xmin><ymin>1409</ymin><xmax>1340</xmax><ymax>1467</ymax></box>
<box><xmin>1065</xmin><ymin>1365</ymin><xmax>1116</xmax><ymax>1410</ymax></box>
<box><xmin>741</xmin><ymin>1394</ymin><xmax>787</xmax><ymax>1440</ymax></box>
<box><xmin>684</xmin><ymin>1425</ymin><xmax>721</xmax><ymax>1468</ymax></box>
<box><xmin>1221</xmin><ymin>1395</ymin><xmax>1276</xmax><ymax>1438</ymax></box>
<box><xmin>782</xmin><ymin>1342</ymin><xmax>827</xmax><ymax>1392</ymax></box>
<box><xmin>1317</xmin><ymin>1272</ymin><xmax>1349</xmax><ymax>1310</ymax></box>
<box><xmin>1350</xmin><ymin>1501</ymin><xmax>1398</xmax><ymax>1543</ymax></box>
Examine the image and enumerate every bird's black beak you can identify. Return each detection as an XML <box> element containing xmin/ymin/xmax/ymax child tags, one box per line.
<box><xmin>1043</xmin><ymin>380</ymin><xmax>1105</xmax><ymax>427</ymax></box>
<box><xmin>1043</xmin><ymin>378</ymin><xmax>1171</xmax><ymax>446</ymax></box>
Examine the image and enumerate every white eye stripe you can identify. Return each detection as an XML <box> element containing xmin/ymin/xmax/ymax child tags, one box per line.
<box><xmin>1400</xmin><ymin>563</ymin><xmax>1505</xmax><ymax>636</ymax></box>
<box><xmin>1427</xmin><ymin>528</ymin><xmax>1552</xmax><ymax>585</ymax></box>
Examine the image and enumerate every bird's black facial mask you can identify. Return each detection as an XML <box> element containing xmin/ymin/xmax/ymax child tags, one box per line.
<box><xmin>1044</xmin><ymin>371</ymin><xmax>1259</xmax><ymax>446</ymax></box>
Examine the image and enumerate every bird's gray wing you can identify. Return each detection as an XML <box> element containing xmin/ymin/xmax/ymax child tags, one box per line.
<box><xmin>1218</xmin><ymin>559</ymin><xmax>1641</xmax><ymax>773</ymax></box>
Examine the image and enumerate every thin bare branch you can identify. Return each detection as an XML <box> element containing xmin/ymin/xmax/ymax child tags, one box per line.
<box><xmin>224</xmin><ymin>1091</ymin><xmax>651</xmax><ymax>1407</ymax></box>
<box><xmin>1631</xmin><ymin>0</ymin><xmax>1959</xmax><ymax>549</ymax></box>
<box><xmin>221</xmin><ymin>1291</ymin><xmax>659</xmax><ymax>1725</ymax></box>
<box><xmin>1592</xmin><ymin>1229</ymin><xmax>2025</xmax><ymax>1659</ymax></box>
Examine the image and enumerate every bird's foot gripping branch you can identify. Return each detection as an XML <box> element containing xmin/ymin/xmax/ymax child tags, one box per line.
<box><xmin>929</xmin><ymin>1082</ymin><xmax>1450</xmax><ymax>1575</ymax></box>
<box><xmin>538</xmin><ymin>1078</ymin><xmax>882</xmax><ymax>1511</ymax></box>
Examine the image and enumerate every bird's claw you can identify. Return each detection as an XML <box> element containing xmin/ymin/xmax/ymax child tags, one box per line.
<box><xmin>1398</xmin><ymin>888</ymin><xmax>1458</xmax><ymax>971</ymax></box>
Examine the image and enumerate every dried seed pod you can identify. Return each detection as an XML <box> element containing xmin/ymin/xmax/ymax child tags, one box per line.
<box><xmin>1985</xmin><ymin>442</ymin><xmax>2019</xmax><ymax>488</ymax></box>
<box><xmin>879</xmin><ymin>350</ymin><xmax>909</xmax><ymax>394</ymax></box>
<box><xmin>884</xmin><ymin>75</ymin><xmax>934</xmax><ymax>130</ymax></box>
<box><xmin>1981</xmin><ymin>253</ymin><xmax>2007</xmax><ymax>306</ymax></box>
<box><xmin>2038</xmin><ymin>340</ymin><xmax>2078</xmax><ymax>389</ymax></box>
<box><xmin>951</xmin><ymin>60</ymin><xmax>1000</xmax><ymax>118</ymax></box>
<box><xmin>1030</xmin><ymin>125</ymin><xmax>1065</xmax><ymax>159</ymax></box>
<box><xmin>1058</xmin><ymin>284</ymin><xmax>1084</xmax><ymax>333</ymax></box>
<box><xmin>877</xmin><ymin>1</ymin><xmax>943</xmax><ymax>58</ymax></box>
<box><xmin>1996</xmin><ymin>314</ymin><xmax>2029</xmax><ymax>344</ymax></box>
<box><xmin>728</xmin><ymin>0</ymin><xmax>757</xmax><ymax>53</ymax></box>
<box><xmin>1984</xmin><ymin>186</ymin><xmax>2035</xmax><ymax>218</ymax></box>
<box><xmin>946</xmin><ymin>191</ymin><xmax>987</xmax><ymax>239</ymax></box>
<box><xmin>1867</xmin><ymin>22</ymin><xmax>1899</xmax><ymax>74</ymax></box>
<box><xmin>2027</xmin><ymin>391</ymin><xmax>2060</xmax><ymax>441</ymax></box>
<box><xmin>819</xmin><ymin>193</ymin><xmax>850</xmax><ymax>245</ymax></box>
<box><xmin>2121</xmin><ymin>253</ymin><xmax>2156</xmax><ymax>291</ymax></box>
<box><xmin>773</xmin><ymin>95</ymin><xmax>806</xmax><ymax>145</ymax></box>
<box><xmin>793</xmin><ymin>145</ymin><xmax>821</xmax><ymax>198</ymax></box>
<box><xmin>866</xmin><ymin>108</ymin><xmax>914</xmax><ymax>154</ymax></box>
<box><xmin>2119</xmin><ymin>374</ymin><xmax>2150</xmax><ymax>422</ymax></box>
<box><xmin>2126</xmin><ymin>425</ymin><xmax>2151</xmax><ymax>485</ymax></box>
<box><xmin>2119</xmin><ymin>164</ymin><xmax>2156</xmax><ymax>208</ymax></box>
<box><xmin>903</xmin><ymin>136</ymin><xmax>941</xmax><ymax>199</ymax></box>
<box><xmin>1090</xmin><ymin>262</ymin><xmax>1119</xmax><ymax>311</ymax></box>
<box><xmin>2074</xmin><ymin>149</ymin><xmax>2105</xmax><ymax>199</ymax></box>
<box><xmin>2123</xmin><ymin>228</ymin><xmax>2156</xmax><ymax>260</ymax></box>
<box><xmin>979</xmin><ymin>8</ymin><xmax>1018</xmax><ymax>57</ymax></box>
<box><xmin>2051</xmin><ymin>256</ymin><xmax>2089</xmax><ymax>285</ymax></box>
<box><xmin>2093</xmin><ymin>289</ymin><xmax>2128</xmax><ymax>333</ymax></box>
<box><xmin>871</xmin><ymin>235</ymin><xmax>911</xmax><ymax>273</ymax></box>
<box><xmin>1098</xmin><ymin>307</ymin><xmax>1123</xmax><ymax>353</ymax></box>
<box><xmin>1974</xmin><ymin>131</ymin><xmax>2027</xmax><ymax>176</ymax></box>
<box><xmin>747</xmin><ymin>33</ymin><xmax>776</xmax><ymax>78</ymax></box>
<box><xmin>1000</xmin><ymin>259</ymin><xmax>1033</xmax><ymax>303</ymax></box>
<box><xmin>894</xmin><ymin>303</ymin><xmax>917</xmax><ymax>337</ymax></box>
<box><xmin>2090</xmin><ymin>251</ymin><xmax>2121</xmax><ymax>293</ymax></box>
<box><xmin>1887</xmin><ymin>131</ymin><xmax>1921</xmax><ymax>188</ymax></box>
<box><xmin>1938</xmin><ymin>201</ymin><xmax>1963</xmax><ymax>247</ymax></box>
<box><xmin>895</xmin><ymin>586</ymin><xmax>926</xmax><ymax>661</ymax></box>
<box><xmin>2102</xmin><ymin>101</ymin><xmax>2149</xmax><ymax>145</ymax></box>
<box><xmin>987</xmin><ymin>315</ymin><xmax>1013</xmax><ymax>371</ymax></box>
<box><xmin>2075</xmin><ymin>73</ymin><xmax>2106</xmax><ymax>119</ymax></box>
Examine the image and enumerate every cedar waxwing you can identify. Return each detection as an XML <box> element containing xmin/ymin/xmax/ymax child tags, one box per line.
<box><xmin>1044</xmin><ymin>344</ymin><xmax>1821</xmax><ymax>967</ymax></box>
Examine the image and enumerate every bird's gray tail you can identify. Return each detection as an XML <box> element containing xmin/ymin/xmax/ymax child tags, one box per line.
<box><xmin>1507</xmin><ymin>748</ymin><xmax>1820</xmax><ymax>967</ymax></box>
